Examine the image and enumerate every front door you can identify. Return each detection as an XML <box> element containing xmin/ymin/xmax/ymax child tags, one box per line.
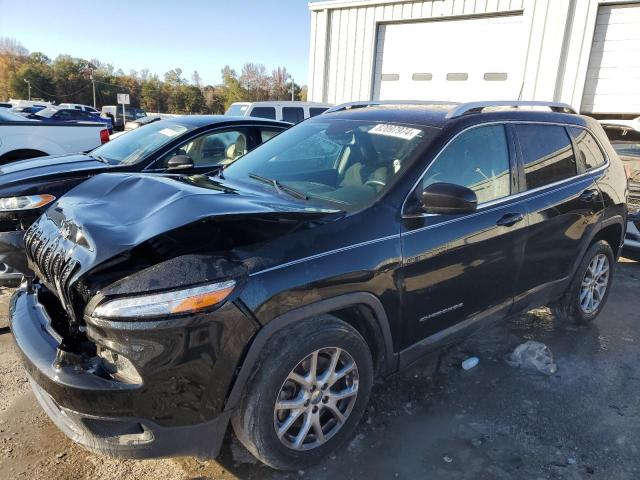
<box><xmin>400</xmin><ymin>123</ymin><xmax>528</xmax><ymax>350</ymax></box>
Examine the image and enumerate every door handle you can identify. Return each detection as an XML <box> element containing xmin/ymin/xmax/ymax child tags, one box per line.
<box><xmin>580</xmin><ymin>189</ymin><xmax>599</xmax><ymax>202</ymax></box>
<box><xmin>496</xmin><ymin>212</ymin><xmax>524</xmax><ymax>227</ymax></box>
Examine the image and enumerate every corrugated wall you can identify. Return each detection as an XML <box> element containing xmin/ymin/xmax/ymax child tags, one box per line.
<box><xmin>308</xmin><ymin>0</ymin><xmax>526</xmax><ymax>103</ymax></box>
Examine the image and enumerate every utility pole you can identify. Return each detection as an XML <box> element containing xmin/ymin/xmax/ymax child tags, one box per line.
<box><xmin>23</xmin><ymin>79</ymin><xmax>31</xmax><ymax>100</ymax></box>
<box><xmin>90</xmin><ymin>71</ymin><xmax>96</xmax><ymax>108</ymax></box>
<box><xmin>291</xmin><ymin>77</ymin><xmax>295</xmax><ymax>101</ymax></box>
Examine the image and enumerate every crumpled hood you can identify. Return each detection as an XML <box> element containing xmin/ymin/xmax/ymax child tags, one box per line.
<box><xmin>29</xmin><ymin>172</ymin><xmax>338</xmax><ymax>282</ymax></box>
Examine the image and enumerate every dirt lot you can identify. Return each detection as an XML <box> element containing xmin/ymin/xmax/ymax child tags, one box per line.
<box><xmin>0</xmin><ymin>257</ymin><xmax>639</xmax><ymax>480</ymax></box>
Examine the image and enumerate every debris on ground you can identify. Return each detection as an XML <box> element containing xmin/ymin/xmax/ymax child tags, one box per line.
<box><xmin>506</xmin><ymin>341</ymin><xmax>558</xmax><ymax>375</ymax></box>
<box><xmin>462</xmin><ymin>357</ymin><xmax>479</xmax><ymax>370</ymax></box>
<box><xmin>443</xmin><ymin>455</ymin><xmax>453</xmax><ymax>463</ymax></box>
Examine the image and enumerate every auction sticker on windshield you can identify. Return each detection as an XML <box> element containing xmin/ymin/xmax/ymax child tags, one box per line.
<box><xmin>369</xmin><ymin>124</ymin><xmax>421</xmax><ymax>140</ymax></box>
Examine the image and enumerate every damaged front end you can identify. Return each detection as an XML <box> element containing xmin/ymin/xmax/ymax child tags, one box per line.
<box><xmin>10</xmin><ymin>172</ymin><xmax>339</xmax><ymax>458</ymax></box>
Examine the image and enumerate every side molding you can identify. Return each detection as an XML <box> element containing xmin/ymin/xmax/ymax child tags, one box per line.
<box><xmin>224</xmin><ymin>292</ymin><xmax>398</xmax><ymax>411</ymax></box>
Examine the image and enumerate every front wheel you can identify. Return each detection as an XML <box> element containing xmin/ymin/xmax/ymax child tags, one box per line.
<box><xmin>231</xmin><ymin>315</ymin><xmax>373</xmax><ymax>470</ymax></box>
<box><xmin>553</xmin><ymin>240</ymin><xmax>614</xmax><ymax>324</ymax></box>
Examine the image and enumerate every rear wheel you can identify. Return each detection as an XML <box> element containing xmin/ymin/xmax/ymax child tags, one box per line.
<box><xmin>231</xmin><ymin>315</ymin><xmax>373</xmax><ymax>470</ymax></box>
<box><xmin>553</xmin><ymin>240</ymin><xmax>614</xmax><ymax>324</ymax></box>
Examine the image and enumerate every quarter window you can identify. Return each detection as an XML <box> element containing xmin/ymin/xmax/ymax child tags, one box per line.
<box><xmin>420</xmin><ymin>124</ymin><xmax>511</xmax><ymax>204</ymax></box>
<box><xmin>568</xmin><ymin>127</ymin><xmax>606</xmax><ymax>171</ymax></box>
<box><xmin>515</xmin><ymin>124</ymin><xmax>577</xmax><ymax>189</ymax></box>
<box><xmin>250</xmin><ymin>107</ymin><xmax>276</xmax><ymax>120</ymax></box>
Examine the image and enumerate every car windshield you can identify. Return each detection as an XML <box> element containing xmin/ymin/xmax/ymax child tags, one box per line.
<box><xmin>225</xmin><ymin>104</ymin><xmax>249</xmax><ymax>116</ymax></box>
<box><xmin>223</xmin><ymin>118</ymin><xmax>437</xmax><ymax>209</ymax></box>
<box><xmin>0</xmin><ymin>109</ymin><xmax>30</xmax><ymax>121</ymax></box>
<box><xmin>612</xmin><ymin>141</ymin><xmax>640</xmax><ymax>158</ymax></box>
<box><xmin>89</xmin><ymin>120</ymin><xmax>191</xmax><ymax>165</ymax></box>
<box><xmin>33</xmin><ymin>107</ymin><xmax>59</xmax><ymax>118</ymax></box>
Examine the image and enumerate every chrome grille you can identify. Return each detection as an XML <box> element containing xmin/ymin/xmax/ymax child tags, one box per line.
<box><xmin>25</xmin><ymin>224</ymin><xmax>81</xmax><ymax>321</ymax></box>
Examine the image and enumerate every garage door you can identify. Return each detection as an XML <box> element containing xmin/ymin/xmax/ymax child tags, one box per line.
<box><xmin>582</xmin><ymin>3</ymin><xmax>640</xmax><ymax>114</ymax></box>
<box><xmin>372</xmin><ymin>14</ymin><xmax>526</xmax><ymax>102</ymax></box>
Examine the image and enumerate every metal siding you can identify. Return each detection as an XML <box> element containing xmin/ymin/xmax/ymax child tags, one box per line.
<box><xmin>314</xmin><ymin>0</ymin><xmax>530</xmax><ymax>104</ymax></box>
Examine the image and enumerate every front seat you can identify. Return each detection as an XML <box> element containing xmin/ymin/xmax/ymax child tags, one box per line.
<box><xmin>340</xmin><ymin>144</ymin><xmax>388</xmax><ymax>191</ymax></box>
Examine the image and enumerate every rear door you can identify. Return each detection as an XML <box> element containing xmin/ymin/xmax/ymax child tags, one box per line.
<box><xmin>400</xmin><ymin>123</ymin><xmax>528</xmax><ymax>348</ymax></box>
<box><xmin>511</xmin><ymin>123</ymin><xmax>605</xmax><ymax>311</ymax></box>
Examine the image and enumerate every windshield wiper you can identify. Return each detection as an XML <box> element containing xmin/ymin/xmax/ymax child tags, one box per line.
<box><xmin>90</xmin><ymin>154</ymin><xmax>110</xmax><ymax>165</ymax></box>
<box><xmin>248</xmin><ymin>172</ymin><xmax>309</xmax><ymax>200</ymax></box>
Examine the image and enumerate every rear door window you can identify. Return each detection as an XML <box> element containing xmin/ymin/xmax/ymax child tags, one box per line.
<box><xmin>282</xmin><ymin>107</ymin><xmax>304</xmax><ymax>123</ymax></box>
<box><xmin>260</xmin><ymin>128</ymin><xmax>283</xmax><ymax>143</ymax></box>
<box><xmin>250</xmin><ymin>107</ymin><xmax>276</xmax><ymax>120</ymax></box>
<box><xmin>568</xmin><ymin>127</ymin><xmax>606</xmax><ymax>172</ymax></box>
<box><xmin>515</xmin><ymin>124</ymin><xmax>577</xmax><ymax>189</ymax></box>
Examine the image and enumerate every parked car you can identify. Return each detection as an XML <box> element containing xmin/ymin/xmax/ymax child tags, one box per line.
<box><xmin>101</xmin><ymin>105</ymin><xmax>147</xmax><ymax>130</ymax></box>
<box><xmin>226</xmin><ymin>101</ymin><xmax>332</xmax><ymax>123</ymax></box>
<box><xmin>58</xmin><ymin>103</ymin><xmax>100</xmax><ymax>115</ymax></box>
<box><xmin>10</xmin><ymin>101</ymin><xmax>626</xmax><ymax>469</ymax></box>
<box><xmin>0</xmin><ymin>115</ymin><xmax>289</xmax><ymax>285</ymax></box>
<box><xmin>0</xmin><ymin>102</ymin><xmax>13</xmax><ymax>109</ymax></box>
<box><xmin>28</xmin><ymin>106</ymin><xmax>113</xmax><ymax>133</ymax></box>
<box><xmin>0</xmin><ymin>108</ymin><xmax>109</xmax><ymax>164</ymax></box>
<box><xmin>600</xmin><ymin>120</ymin><xmax>640</xmax><ymax>253</ymax></box>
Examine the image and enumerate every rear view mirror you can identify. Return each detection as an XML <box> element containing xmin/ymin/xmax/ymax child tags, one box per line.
<box><xmin>421</xmin><ymin>182</ymin><xmax>477</xmax><ymax>215</ymax></box>
<box><xmin>166</xmin><ymin>154</ymin><xmax>194</xmax><ymax>171</ymax></box>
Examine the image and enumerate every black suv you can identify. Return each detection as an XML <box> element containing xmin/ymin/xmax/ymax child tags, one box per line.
<box><xmin>10</xmin><ymin>101</ymin><xmax>627</xmax><ymax>470</ymax></box>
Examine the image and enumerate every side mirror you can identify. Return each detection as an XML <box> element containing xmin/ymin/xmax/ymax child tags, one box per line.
<box><xmin>421</xmin><ymin>182</ymin><xmax>477</xmax><ymax>215</ymax></box>
<box><xmin>166</xmin><ymin>154</ymin><xmax>194</xmax><ymax>171</ymax></box>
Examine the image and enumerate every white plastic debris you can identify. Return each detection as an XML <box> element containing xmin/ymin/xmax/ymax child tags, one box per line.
<box><xmin>506</xmin><ymin>341</ymin><xmax>557</xmax><ymax>375</ymax></box>
<box><xmin>462</xmin><ymin>356</ymin><xmax>479</xmax><ymax>370</ymax></box>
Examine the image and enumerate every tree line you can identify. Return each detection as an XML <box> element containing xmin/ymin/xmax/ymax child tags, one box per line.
<box><xmin>0</xmin><ymin>38</ymin><xmax>306</xmax><ymax>114</ymax></box>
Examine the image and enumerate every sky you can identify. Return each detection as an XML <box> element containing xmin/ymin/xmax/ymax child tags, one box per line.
<box><xmin>0</xmin><ymin>0</ymin><xmax>319</xmax><ymax>86</ymax></box>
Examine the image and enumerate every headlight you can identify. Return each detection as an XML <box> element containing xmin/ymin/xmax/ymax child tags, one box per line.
<box><xmin>0</xmin><ymin>194</ymin><xmax>56</xmax><ymax>211</ymax></box>
<box><xmin>92</xmin><ymin>280</ymin><xmax>236</xmax><ymax>319</ymax></box>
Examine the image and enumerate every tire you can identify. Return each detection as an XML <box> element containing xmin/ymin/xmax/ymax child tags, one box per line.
<box><xmin>231</xmin><ymin>315</ymin><xmax>374</xmax><ymax>470</ymax></box>
<box><xmin>552</xmin><ymin>240</ymin><xmax>615</xmax><ymax>324</ymax></box>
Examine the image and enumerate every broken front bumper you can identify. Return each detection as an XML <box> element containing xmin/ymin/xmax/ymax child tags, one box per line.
<box><xmin>9</xmin><ymin>286</ymin><xmax>252</xmax><ymax>459</ymax></box>
<box><xmin>0</xmin><ymin>230</ymin><xmax>28</xmax><ymax>286</ymax></box>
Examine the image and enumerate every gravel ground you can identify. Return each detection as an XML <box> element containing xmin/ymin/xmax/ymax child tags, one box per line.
<box><xmin>0</xmin><ymin>257</ymin><xmax>639</xmax><ymax>479</ymax></box>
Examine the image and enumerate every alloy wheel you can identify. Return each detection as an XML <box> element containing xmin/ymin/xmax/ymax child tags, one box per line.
<box><xmin>273</xmin><ymin>347</ymin><xmax>359</xmax><ymax>451</ymax></box>
<box><xmin>579</xmin><ymin>253</ymin><xmax>610</xmax><ymax>314</ymax></box>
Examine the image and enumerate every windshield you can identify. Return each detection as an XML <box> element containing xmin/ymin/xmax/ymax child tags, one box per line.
<box><xmin>33</xmin><ymin>107</ymin><xmax>59</xmax><ymax>118</ymax></box>
<box><xmin>89</xmin><ymin>120</ymin><xmax>191</xmax><ymax>165</ymax></box>
<box><xmin>0</xmin><ymin>109</ymin><xmax>30</xmax><ymax>121</ymax></box>
<box><xmin>225</xmin><ymin>104</ymin><xmax>249</xmax><ymax>116</ymax></box>
<box><xmin>612</xmin><ymin>141</ymin><xmax>640</xmax><ymax>158</ymax></box>
<box><xmin>224</xmin><ymin>118</ymin><xmax>437</xmax><ymax>209</ymax></box>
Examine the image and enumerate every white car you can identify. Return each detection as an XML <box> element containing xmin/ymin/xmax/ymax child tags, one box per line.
<box><xmin>225</xmin><ymin>101</ymin><xmax>332</xmax><ymax>123</ymax></box>
<box><xmin>0</xmin><ymin>109</ymin><xmax>109</xmax><ymax>164</ymax></box>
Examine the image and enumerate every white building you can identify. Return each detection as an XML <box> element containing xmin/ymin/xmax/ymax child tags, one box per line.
<box><xmin>307</xmin><ymin>0</ymin><xmax>640</xmax><ymax>116</ymax></box>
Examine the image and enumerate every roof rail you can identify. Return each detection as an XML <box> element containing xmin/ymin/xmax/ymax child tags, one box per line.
<box><xmin>326</xmin><ymin>100</ymin><xmax>459</xmax><ymax>114</ymax></box>
<box><xmin>446</xmin><ymin>101</ymin><xmax>577</xmax><ymax>118</ymax></box>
